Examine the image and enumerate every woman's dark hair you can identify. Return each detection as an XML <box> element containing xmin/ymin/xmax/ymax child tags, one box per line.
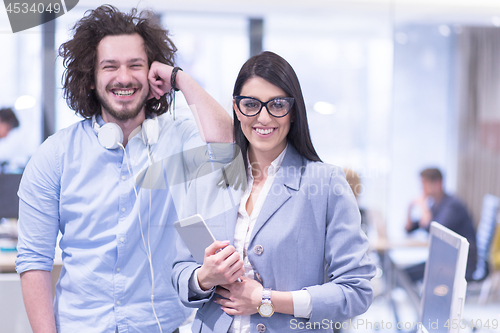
<box><xmin>58</xmin><ymin>5</ymin><xmax>177</xmax><ymax>118</ymax></box>
<box><xmin>233</xmin><ymin>51</ymin><xmax>321</xmax><ymax>167</ymax></box>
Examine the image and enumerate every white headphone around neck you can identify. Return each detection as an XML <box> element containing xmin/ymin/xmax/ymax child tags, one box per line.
<box><xmin>92</xmin><ymin>115</ymin><xmax>159</xmax><ymax>149</ymax></box>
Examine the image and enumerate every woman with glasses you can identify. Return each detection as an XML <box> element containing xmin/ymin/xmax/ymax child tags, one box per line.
<box><xmin>173</xmin><ymin>51</ymin><xmax>375</xmax><ymax>333</ymax></box>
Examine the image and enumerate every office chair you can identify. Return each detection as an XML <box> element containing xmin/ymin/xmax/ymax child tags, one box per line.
<box><xmin>469</xmin><ymin>194</ymin><xmax>500</xmax><ymax>303</ymax></box>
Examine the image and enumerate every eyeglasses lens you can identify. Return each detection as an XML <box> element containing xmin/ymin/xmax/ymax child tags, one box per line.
<box><xmin>239</xmin><ymin>98</ymin><xmax>291</xmax><ymax>116</ymax></box>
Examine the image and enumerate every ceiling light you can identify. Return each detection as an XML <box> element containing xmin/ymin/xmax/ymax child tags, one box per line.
<box><xmin>314</xmin><ymin>102</ymin><xmax>336</xmax><ymax>115</ymax></box>
<box><xmin>15</xmin><ymin>95</ymin><xmax>36</xmax><ymax>110</ymax></box>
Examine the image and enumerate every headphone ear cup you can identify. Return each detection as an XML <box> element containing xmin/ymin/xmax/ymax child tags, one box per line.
<box><xmin>142</xmin><ymin>117</ymin><xmax>159</xmax><ymax>145</ymax></box>
<box><xmin>98</xmin><ymin>123</ymin><xmax>124</xmax><ymax>149</ymax></box>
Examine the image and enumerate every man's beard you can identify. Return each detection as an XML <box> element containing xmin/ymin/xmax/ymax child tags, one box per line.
<box><xmin>95</xmin><ymin>85</ymin><xmax>149</xmax><ymax>121</ymax></box>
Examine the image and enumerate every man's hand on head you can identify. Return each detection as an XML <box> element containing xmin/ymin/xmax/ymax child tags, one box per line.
<box><xmin>148</xmin><ymin>61</ymin><xmax>174</xmax><ymax>100</ymax></box>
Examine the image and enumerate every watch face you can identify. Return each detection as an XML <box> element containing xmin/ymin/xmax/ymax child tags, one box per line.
<box><xmin>258</xmin><ymin>302</ymin><xmax>274</xmax><ymax>317</ymax></box>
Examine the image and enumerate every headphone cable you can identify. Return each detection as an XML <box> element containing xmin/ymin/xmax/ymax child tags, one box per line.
<box><xmin>119</xmin><ymin>143</ymin><xmax>163</xmax><ymax>333</ymax></box>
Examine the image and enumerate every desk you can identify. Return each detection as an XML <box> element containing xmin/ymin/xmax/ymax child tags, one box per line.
<box><xmin>370</xmin><ymin>236</ymin><xmax>429</xmax><ymax>327</ymax></box>
<box><xmin>0</xmin><ymin>251</ymin><xmax>18</xmax><ymax>272</ymax></box>
<box><xmin>370</xmin><ymin>238</ymin><xmax>428</xmax><ymax>252</ymax></box>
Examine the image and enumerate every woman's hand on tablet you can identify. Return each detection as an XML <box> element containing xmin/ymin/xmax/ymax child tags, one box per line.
<box><xmin>197</xmin><ymin>241</ymin><xmax>245</xmax><ymax>291</ymax></box>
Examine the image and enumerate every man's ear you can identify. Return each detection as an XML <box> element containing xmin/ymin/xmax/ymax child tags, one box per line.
<box><xmin>90</xmin><ymin>83</ymin><xmax>95</xmax><ymax>90</ymax></box>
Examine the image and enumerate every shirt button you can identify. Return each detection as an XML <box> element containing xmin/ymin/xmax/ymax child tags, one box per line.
<box><xmin>121</xmin><ymin>207</ymin><xmax>126</xmax><ymax>212</ymax></box>
<box><xmin>119</xmin><ymin>237</ymin><xmax>125</xmax><ymax>243</ymax></box>
<box><xmin>116</xmin><ymin>267</ymin><xmax>121</xmax><ymax>272</ymax></box>
<box><xmin>254</xmin><ymin>245</ymin><xmax>264</xmax><ymax>255</ymax></box>
<box><xmin>121</xmin><ymin>175</ymin><xmax>126</xmax><ymax>181</ymax></box>
<box><xmin>116</xmin><ymin>301</ymin><xmax>121</xmax><ymax>306</ymax></box>
<box><xmin>256</xmin><ymin>323</ymin><xmax>266</xmax><ymax>332</ymax></box>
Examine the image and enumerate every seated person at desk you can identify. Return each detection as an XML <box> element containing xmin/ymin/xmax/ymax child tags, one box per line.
<box><xmin>0</xmin><ymin>108</ymin><xmax>19</xmax><ymax>140</ymax></box>
<box><xmin>405</xmin><ymin>167</ymin><xmax>477</xmax><ymax>281</ymax></box>
<box><xmin>0</xmin><ymin>107</ymin><xmax>20</xmax><ymax>173</ymax></box>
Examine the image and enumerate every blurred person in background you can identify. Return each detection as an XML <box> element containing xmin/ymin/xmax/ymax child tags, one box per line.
<box><xmin>344</xmin><ymin>168</ymin><xmax>368</xmax><ymax>234</ymax></box>
<box><xmin>0</xmin><ymin>107</ymin><xmax>20</xmax><ymax>173</ymax></box>
<box><xmin>0</xmin><ymin>108</ymin><xmax>19</xmax><ymax>139</ymax></box>
<box><xmin>405</xmin><ymin>167</ymin><xmax>477</xmax><ymax>281</ymax></box>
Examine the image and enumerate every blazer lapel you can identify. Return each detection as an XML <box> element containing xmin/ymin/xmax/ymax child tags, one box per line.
<box><xmin>249</xmin><ymin>145</ymin><xmax>303</xmax><ymax>242</ymax></box>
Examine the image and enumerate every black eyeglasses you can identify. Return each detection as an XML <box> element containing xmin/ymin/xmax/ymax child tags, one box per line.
<box><xmin>234</xmin><ymin>96</ymin><xmax>294</xmax><ymax>118</ymax></box>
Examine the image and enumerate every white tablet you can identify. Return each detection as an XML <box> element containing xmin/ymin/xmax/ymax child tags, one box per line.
<box><xmin>174</xmin><ymin>214</ymin><xmax>216</xmax><ymax>264</ymax></box>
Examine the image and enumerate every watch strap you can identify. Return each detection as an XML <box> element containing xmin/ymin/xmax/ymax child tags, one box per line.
<box><xmin>262</xmin><ymin>287</ymin><xmax>272</xmax><ymax>301</ymax></box>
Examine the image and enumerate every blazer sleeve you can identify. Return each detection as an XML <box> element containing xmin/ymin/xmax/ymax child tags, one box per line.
<box><xmin>171</xmin><ymin>233</ymin><xmax>216</xmax><ymax>308</ymax></box>
<box><xmin>171</xmin><ymin>173</ymin><xmax>217</xmax><ymax>308</ymax></box>
<box><xmin>305</xmin><ymin>167</ymin><xmax>376</xmax><ymax>323</ymax></box>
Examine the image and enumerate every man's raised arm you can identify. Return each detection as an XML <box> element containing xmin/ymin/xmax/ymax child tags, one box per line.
<box><xmin>148</xmin><ymin>61</ymin><xmax>233</xmax><ymax>143</ymax></box>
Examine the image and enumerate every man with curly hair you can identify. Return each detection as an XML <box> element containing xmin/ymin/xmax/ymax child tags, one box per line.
<box><xmin>15</xmin><ymin>5</ymin><xmax>233</xmax><ymax>333</ymax></box>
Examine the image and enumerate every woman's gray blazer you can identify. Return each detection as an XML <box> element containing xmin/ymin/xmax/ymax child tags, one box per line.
<box><xmin>172</xmin><ymin>144</ymin><xmax>376</xmax><ymax>333</ymax></box>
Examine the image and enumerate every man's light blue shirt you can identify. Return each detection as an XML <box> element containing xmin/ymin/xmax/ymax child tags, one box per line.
<box><xmin>16</xmin><ymin>113</ymin><xmax>202</xmax><ymax>332</ymax></box>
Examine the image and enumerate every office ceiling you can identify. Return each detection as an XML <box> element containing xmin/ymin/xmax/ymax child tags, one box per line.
<box><xmin>73</xmin><ymin>0</ymin><xmax>500</xmax><ymax>16</ymax></box>
<box><xmin>73</xmin><ymin>0</ymin><xmax>500</xmax><ymax>25</ymax></box>
<box><xmin>2</xmin><ymin>0</ymin><xmax>499</xmax><ymax>33</ymax></box>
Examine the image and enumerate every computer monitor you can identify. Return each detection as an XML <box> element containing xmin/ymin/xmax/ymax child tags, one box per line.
<box><xmin>419</xmin><ymin>222</ymin><xmax>469</xmax><ymax>333</ymax></box>
<box><xmin>0</xmin><ymin>173</ymin><xmax>22</xmax><ymax>219</ymax></box>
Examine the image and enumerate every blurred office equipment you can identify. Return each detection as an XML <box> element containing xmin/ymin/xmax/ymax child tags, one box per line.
<box><xmin>0</xmin><ymin>173</ymin><xmax>22</xmax><ymax>219</ymax></box>
<box><xmin>419</xmin><ymin>222</ymin><xmax>469</xmax><ymax>333</ymax></box>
